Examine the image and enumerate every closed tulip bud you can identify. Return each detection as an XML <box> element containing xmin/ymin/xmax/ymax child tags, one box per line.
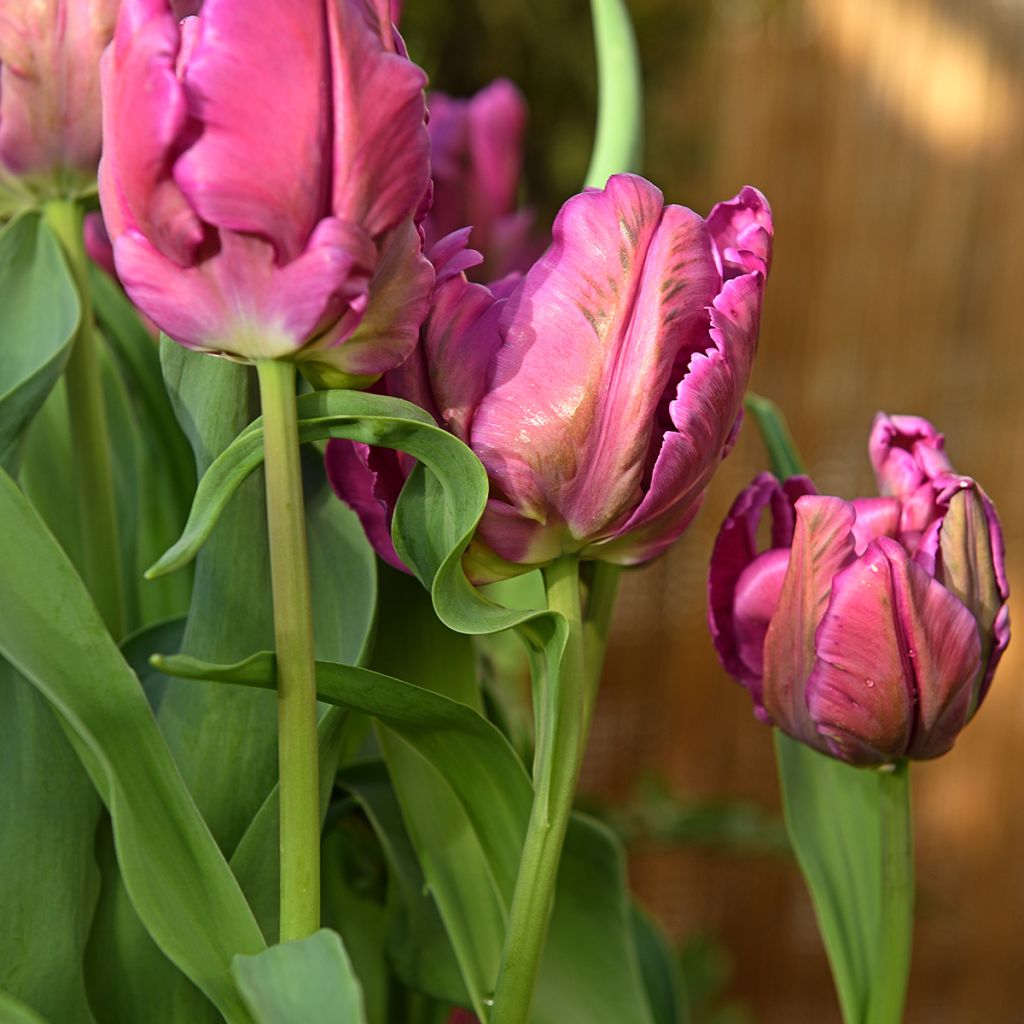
<box><xmin>329</xmin><ymin>174</ymin><xmax>773</xmax><ymax>581</ymax></box>
<box><xmin>0</xmin><ymin>0</ymin><xmax>118</xmax><ymax>208</ymax></box>
<box><xmin>709</xmin><ymin>416</ymin><xmax>1009</xmax><ymax>766</ymax></box>
<box><xmin>98</xmin><ymin>0</ymin><xmax>433</xmax><ymax>377</ymax></box>
<box><xmin>424</xmin><ymin>79</ymin><xmax>538</xmax><ymax>279</ymax></box>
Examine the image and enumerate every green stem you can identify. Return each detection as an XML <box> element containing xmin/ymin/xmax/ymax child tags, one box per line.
<box><xmin>582</xmin><ymin>561</ymin><xmax>621</xmax><ymax>731</ymax></box>
<box><xmin>490</xmin><ymin>555</ymin><xmax>587</xmax><ymax>1024</ymax></box>
<box><xmin>256</xmin><ymin>359</ymin><xmax>320</xmax><ymax>941</ymax></box>
<box><xmin>866</xmin><ymin>762</ymin><xmax>914</xmax><ymax>1024</ymax></box>
<box><xmin>43</xmin><ymin>199</ymin><xmax>125</xmax><ymax>639</ymax></box>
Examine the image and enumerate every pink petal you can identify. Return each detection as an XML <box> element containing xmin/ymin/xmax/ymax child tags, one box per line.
<box><xmin>325</xmin><ymin>439</ymin><xmax>407</xmax><ymax>571</ymax></box>
<box><xmin>304</xmin><ymin>218</ymin><xmax>433</xmax><ymax>378</ymax></box>
<box><xmin>327</xmin><ymin>0</ymin><xmax>430</xmax><ymax>237</ymax></box>
<box><xmin>869</xmin><ymin>412</ymin><xmax>952</xmax><ymax>498</ymax></box>
<box><xmin>173</xmin><ymin>0</ymin><xmax>331</xmax><ymax>263</ymax></box>
<box><xmin>733</xmin><ymin>548</ymin><xmax>792</xmax><ymax>710</ymax></box>
<box><xmin>706</xmin><ymin>186</ymin><xmax>773</xmax><ymax>280</ymax></box>
<box><xmin>808</xmin><ymin>537</ymin><xmax>980</xmax><ymax>763</ymax></box>
<box><xmin>851</xmin><ymin>496</ymin><xmax>901</xmax><ymax>554</ymax></box>
<box><xmin>99</xmin><ymin>0</ymin><xmax>203</xmax><ymax>263</ymax></box>
<box><xmin>472</xmin><ymin>175</ymin><xmax>719</xmax><ymax>544</ymax></box>
<box><xmin>762</xmin><ymin>495</ymin><xmax>857</xmax><ymax>749</ymax></box>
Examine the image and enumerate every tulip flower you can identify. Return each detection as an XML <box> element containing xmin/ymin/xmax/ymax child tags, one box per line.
<box><xmin>424</xmin><ymin>79</ymin><xmax>538</xmax><ymax>279</ymax></box>
<box><xmin>0</xmin><ymin>0</ymin><xmax>118</xmax><ymax>206</ymax></box>
<box><xmin>97</xmin><ymin>0</ymin><xmax>433</xmax><ymax>378</ymax></box>
<box><xmin>329</xmin><ymin>173</ymin><xmax>773</xmax><ymax>581</ymax></box>
<box><xmin>709</xmin><ymin>415</ymin><xmax>1009</xmax><ymax>765</ymax></box>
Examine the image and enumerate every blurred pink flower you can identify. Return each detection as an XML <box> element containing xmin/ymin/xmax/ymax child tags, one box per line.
<box><xmin>424</xmin><ymin>79</ymin><xmax>539</xmax><ymax>280</ymax></box>
<box><xmin>709</xmin><ymin>415</ymin><xmax>1009</xmax><ymax>765</ymax></box>
<box><xmin>98</xmin><ymin>0</ymin><xmax>432</xmax><ymax>377</ymax></box>
<box><xmin>329</xmin><ymin>173</ymin><xmax>773</xmax><ymax>581</ymax></box>
<box><xmin>0</xmin><ymin>0</ymin><xmax>118</xmax><ymax>198</ymax></box>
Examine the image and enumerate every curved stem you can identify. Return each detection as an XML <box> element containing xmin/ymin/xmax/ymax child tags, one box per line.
<box><xmin>490</xmin><ymin>555</ymin><xmax>586</xmax><ymax>1024</ymax></box>
<box><xmin>582</xmin><ymin>561</ymin><xmax>621</xmax><ymax>731</ymax></box>
<box><xmin>256</xmin><ymin>359</ymin><xmax>320</xmax><ymax>941</ymax></box>
<box><xmin>866</xmin><ymin>762</ymin><xmax>914</xmax><ymax>1024</ymax></box>
<box><xmin>43</xmin><ymin>199</ymin><xmax>125</xmax><ymax>639</ymax></box>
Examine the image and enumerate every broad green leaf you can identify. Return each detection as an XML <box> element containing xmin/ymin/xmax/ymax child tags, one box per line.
<box><xmin>232</xmin><ymin>930</ymin><xmax>366</xmax><ymax>1024</ymax></box>
<box><xmin>0</xmin><ymin>468</ymin><xmax>264</xmax><ymax>1023</ymax></box>
<box><xmin>158</xmin><ymin>651</ymin><xmax>657</xmax><ymax>1024</ymax></box>
<box><xmin>0</xmin><ymin>213</ymin><xmax>79</xmax><ymax>469</ymax></box>
<box><xmin>334</xmin><ymin>760</ymin><xmax>468</xmax><ymax>1009</ymax></box>
<box><xmin>584</xmin><ymin>0</ymin><xmax>643</xmax><ymax>188</ymax></box>
<box><xmin>0</xmin><ymin>990</ymin><xmax>51</xmax><ymax>1024</ymax></box>
<box><xmin>0</xmin><ymin>663</ymin><xmax>99</xmax><ymax>1024</ymax></box>
<box><xmin>775</xmin><ymin>736</ymin><xmax>882</xmax><ymax>1024</ymax></box>
<box><xmin>630</xmin><ymin>906</ymin><xmax>687</xmax><ymax>1024</ymax></box>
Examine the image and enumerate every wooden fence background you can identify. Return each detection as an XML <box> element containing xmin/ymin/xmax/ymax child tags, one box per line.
<box><xmin>413</xmin><ymin>0</ymin><xmax>1024</xmax><ymax>1018</ymax></box>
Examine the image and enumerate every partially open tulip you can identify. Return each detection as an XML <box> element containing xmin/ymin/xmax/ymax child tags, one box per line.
<box><xmin>329</xmin><ymin>173</ymin><xmax>773</xmax><ymax>580</ymax></box>
<box><xmin>709</xmin><ymin>416</ymin><xmax>1009</xmax><ymax>765</ymax></box>
<box><xmin>0</xmin><ymin>0</ymin><xmax>118</xmax><ymax>207</ymax></box>
<box><xmin>424</xmin><ymin>79</ymin><xmax>537</xmax><ymax>280</ymax></box>
<box><xmin>98</xmin><ymin>0</ymin><xmax>432</xmax><ymax>378</ymax></box>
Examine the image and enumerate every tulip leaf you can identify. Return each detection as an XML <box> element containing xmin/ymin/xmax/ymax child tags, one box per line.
<box><xmin>0</xmin><ymin>466</ymin><xmax>264</xmax><ymax>1023</ymax></box>
<box><xmin>585</xmin><ymin>0</ymin><xmax>644</xmax><ymax>187</ymax></box>
<box><xmin>156</xmin><ymin>648</ymin><xmax>657</xmax><ymax>1024</ymax></box>
<box><xmin>0</xmin><ymin>990</ymin><xmax>51</xmax><ymax>1024</ymax></box>
<box><xmin>232</xmin><ymin>929</ymin><xmax>366</xmax><ymax>1024</ymax></box>
<box><xmin>0</xmin><ymin>212</ymin><xmax>79</xmax><ymax>470</ymax></box>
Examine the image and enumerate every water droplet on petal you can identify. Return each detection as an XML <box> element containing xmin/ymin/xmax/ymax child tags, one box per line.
<box><xmin>907</xmin><ymin>648</ymin><xmax>916</xmax><ymax>658</ymax></box>
<box><xmin>866</xmin><ymin>679</ymin><xmax>875</xmax><ymax>688</ymax></box>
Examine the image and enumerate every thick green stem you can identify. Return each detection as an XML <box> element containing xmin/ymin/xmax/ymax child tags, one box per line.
<box><xmin>866</xmin><ymin>762</ymin><xmax>914</xmax><ymax>1024</ymax></box>
<box><xmin>490</xmin><ymin>555</ymin><xmax>587</xmax><ymax>1024</ymax></box>
<box><xmin>43</xmin><ymin>199</ymin><xmax>125</xmax><ymax>639</ymax></box>
<box><xmin>256</xmin><ymin>359</ymin><xmax>320</xmax><ymax>941</ymax></box>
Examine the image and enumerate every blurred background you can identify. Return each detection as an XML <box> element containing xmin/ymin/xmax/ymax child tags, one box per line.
<box><xmin>404</xmin><ymin>1</ymin><xmax>1024</xmax><ymax>1020</ymax></box>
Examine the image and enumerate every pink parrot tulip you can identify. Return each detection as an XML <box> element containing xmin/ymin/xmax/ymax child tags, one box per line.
<box><xmin>328</xmin><ymin>173</ymin><xmax>773</xmax><ymax>581</ymax></box>
<box><xmin>424</xmin><ymin>79</ymin><xmax>538</xmax><ymax>280</ymax></box>
<box><xmin>709</xmin><ymin>415</ymin><xmax>1009</xmax><ymax>765</ymax></box>
<box><xmin>97</xmin><ymin>0</ymin><xmax>432</xmax><ymax>378</ymax></box>
<box><xmin>0</xmin><ymin>0</ymin><xmax>119</xmax><ymax>205</ymax></box>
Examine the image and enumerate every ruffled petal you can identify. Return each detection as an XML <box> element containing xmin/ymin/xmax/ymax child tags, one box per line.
<box><xmin>706</xmin><ymin>186</ymin><xmax>773</xmax><ymax>280</ymax></box>
<box><xmin>869</xmin><ymin>412</ymin><xmax>953</xmax><ymax>498</ymax></box>
<box><xmin>173</xmin><ymin>0</ymin><xmax>331</xmax><ymax>263</ymax></box>
<box><xmin>851</xmin><ymin>496</ymin><xmax>901</xmax><ymax>553</ymax></box>
<box><xmin>473</xmin><ymin>174</ymin><xmax>719</xmax><ymax>543</ymax></box>
<box><xmin>762</xmin><ymin>495</ymin><xmax>857</xmax><ymax>749</ymax></box>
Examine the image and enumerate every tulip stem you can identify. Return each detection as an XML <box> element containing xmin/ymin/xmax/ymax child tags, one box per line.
<box><xmin>43</xmin><ymin>199</ymin><xmax>126</xmax><ymax>640</ymax></box>
<box><xmin>490</xmin><ymin>554</ymin><xmax>587</xmax><ymax>1024</ymax></box>
<box><xmin>256</xmin><ymin>358</ymin><xmax>320</xmax><ymax>942</ymax></box>
<box><xmin>867</xmin><ymin>761</ymin><xmax>914</xmax><ymax>1024</ymax></box>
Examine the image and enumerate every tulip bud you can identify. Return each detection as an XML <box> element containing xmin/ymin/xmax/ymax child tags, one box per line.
<box><xmin>709</xmin><ymin>415</ymin><xmax>1010</xmax><ymax>766</ymax></box>
<box><xmin>98</xmin><ymin>0</ymin><xmax>433</xmax><ymax>374</ymax></box>
<box><xmin>0</xmin><ymin>0</ymin><xmax>118</xmax><ymax>209</ymax></box>
<box><xmin>329</xmin><ymin>175</ymin><xmax>773</xmax><ymax>581</ymax></box>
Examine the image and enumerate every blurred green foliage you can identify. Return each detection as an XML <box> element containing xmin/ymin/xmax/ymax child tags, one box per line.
<box><xmin>402</xmin><ymin>0</ymin><xmax>711</xmax><ymax>220</ymax></box>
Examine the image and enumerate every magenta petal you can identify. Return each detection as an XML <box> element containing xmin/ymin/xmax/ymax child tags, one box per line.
<box><xmin>325</xmin><ymin>439</ymin><xmax>407</xmax><ymax>572</ymax></box>
<box><xmin>173</xmin><ymin>0</ymin><xmax>330</xmax><ymax>263</ymax></box>
<box><xmin>805</xmin><ymin>543</ymin><xmax>917</xmax><ymax>765</ymax></box>
<box><xmin>328</xmin><ymin>0</ymin><xmax>429</xmax><ymax>237</ymax></box>
<box><xmin>851</xmin><ymin>496</ymin><xmax>901</xmax><ymax>554</ymax></box>
<box><xmin>99</xmin><ymin>0</ymin><xmax>203</xmax><ymax>263</ymax></box>
<box><xmin>869</xmin><ymin>412</ymin><xmax>953</xmax><ymax>498</ymax></box>
<box><xmin>706</xmin><ymin>186</ymin><xmax>773</xmax><ymax>280</ymax></box>
<box><xmin>473</xmin><ymin>175</ymin><xmax>720</xmax><ymax>542</ymax></box>
<box><xmin>84</xmin><ymin>213</ymin><xmax>117</xmax><ymax>278</ymax></box>
<box><xmin>305</xmin><ymin>218</ymin><xmax>432</xmax><ymax>378</ymax></box>
<box><xmin>762</xmin><ymin>495</ymin><xmax>857</xmax><ymax>749</ymax></box>
<box><xmin>732</xmin><ymin>548</ymin><xmax>792</xmax><ymax>716</ymax></box>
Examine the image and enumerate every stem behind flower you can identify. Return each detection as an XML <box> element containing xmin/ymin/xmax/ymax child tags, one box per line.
<box><xmin>256</xmin><ymin>358</ymin><xmax>321</xmax><ymax>941</ymax></box>
<box><xmin>43</xmin><ymin>199</ymin><xmax>125</xmax><ymax>640</ymax></box>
